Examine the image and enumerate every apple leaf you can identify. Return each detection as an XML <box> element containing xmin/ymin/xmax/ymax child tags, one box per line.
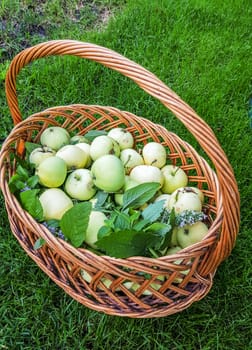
<box><xmin>33</xmin><ymin>237</ymin><xmax>46</xmax><ymax>250</ymax></box>
<box><xmin>144</xmin><ymin>222</ymin><xmax>171</xmax><ymax>235</ymax></box>
<box><xmin>141</xmin><ymin>200</ymin><xmax>165</xmax><ymax>223</ymax></box>
<box><xmin>113</xmin><ymin>211</ymin><xmax>132</xmax><ymax>230</ymax></box>
<box><xmin>84</xmin><ymin>130</ymin><xmax>107</xmax><ymax>142</ymax></box>
<box><xmin>27</xmin><ymin>175</ymin><xmax>39</xmax><ymax>188</ymax></box>
<box><xmin>60</xmin><ymin>202</ymin><xmax>92</xmax><ymax>248</ymax></box>
<box><xmin>132</xmin><ymin>219</ymin><xmax>150</xmax><ymax>231</ymax></box>
<box><xmin>97</xmin><ymin>225</ymin><xmax>112</xmax><ymax>240</ymax></box>
<box><xmin>122</xmin><ymin>182</ymin><xmax>160</xmax><ymax>210</ymax></box>
<box><xmin>96</xmin><ymin>229</ymin><xmax>162</xmax><ymax>258</ymax></box>
<box><xmin>16</xmin><ymin>164</ymin><xmax>30</xmax><ymax>180</ymax></box>
<box><xmin>92</xmin><ymin>190</ymin><xmax>109</xmax><ymax>209</ymax></box>
<box><xmin>19</xmin><ymin>189</ymin><xmax>44</xmax><ymax>222</ymax></box>
<box><xmin>25</xmin><ymin>141</ymin><xmax>41</xmax><ymax>154</ymax></box>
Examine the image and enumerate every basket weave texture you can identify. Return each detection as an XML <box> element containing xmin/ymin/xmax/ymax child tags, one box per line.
<box><xmin>0</xmin><ymin>40</ymin><xmax>240</xmax><ymax>318</ymax></box>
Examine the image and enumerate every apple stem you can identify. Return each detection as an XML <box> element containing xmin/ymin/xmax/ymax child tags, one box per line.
<box><xmin>123</xmin><ymin>155</ymin><xmax>132</xmax><ymax>167</ymax></box>
<box><xmin>172</xmin><ymin>166</ymin><xmax>180</xmax><ymax>176</ymax></box>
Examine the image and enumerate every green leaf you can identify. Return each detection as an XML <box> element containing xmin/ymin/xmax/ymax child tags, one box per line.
<box><xmin>93</xmin><ymin>190</ymin><xmax>109</xmax><ymax>209</ymax></box>
<box><xmin>160</xmin><ymin>226</ymin><xmax>173</xmax><ymax>251</ymax></box>
<box><xmin>45</xmin><ymin>219</ymin><xmax>60</xmax><ymax>229</ymax></box>
<box><xmin>20</xmin><ymin>189</ymin><xmax>44</xmax><ymax>222</ymax></box>
<box><xmin>128</xmin><ymin>208</ymin><xmax>141</xmax><ymax>224</ymax></box>
<box><xmin>141</xmin><ymin>200</ymin><xmax>165</xmax><ymax>223</ymax></box>
<box><xmin>8</xmin><ymin>174</ymin><xmax>25</xmax><ymax>193</ymax></box>
<box><xmin>16</xmin><ymin>165</ymin><xmax>29</xmax><ymax>180</ymax></box>
<box><xmin>169</xmin><ymin>207</ymin><xmax>176</xmax><ymax>226</ymax></box>
<box><xmin>145</xmin><ymin>222</ymin><xmax>172</xmax><ymax>236</ymax></box>
<box><xmin>97</xmin><ymin>225</ymin><xmax>112</xmax><ymax>240</ymax></box>
<box><xmin>84</xmin><ymin>130</ymin><xmax>107</xmax><ymax>142</ymax></box>
<box><xmin>33</xmin><ymin>237</ymin><xmax>46</xmax><ymax>250</ymax></box>
<box><xmin>96</xmin><ymin>229</ymin><xmax>163</xmax><ymax>258</ymax></box>
<box><xmin>113</xmin><ymin>211</ymin><xmax>131</xmax><ymax>230</ymax></box>
<box><xmin>25</xmin><ymin>141</ymin><xmax>41</xmax><ymax>154</ymax></box>
<box><xmin>26</xmin><ymin>175</ymin><xmax>39</xmax><ymax>189</ymax></box>
<box><xmin>132</xmin><ymin>231</ymin><xmax>163</xmax><ymax>253</ymax></box>
<box><xmin>122</xmin><ymin>182</ymin><xmax>160</xmax><ymax>210</ymax></box>
<box><xmin>132</xmin><ymin>219</ymin><xmax>151</xmax><ymax>231</ymax></box>
<box><xmin>60</xmin><ymin>202</ymin><xmax>92</xmax><ymax>248</ymax></box>
<box><xmin>13</xmin><ymin>154</ymin><xmax>29</xmax><ymax>169</ymax></box>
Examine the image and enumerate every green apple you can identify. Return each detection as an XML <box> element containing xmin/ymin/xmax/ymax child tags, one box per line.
<box><xmin>75</xmin><ymin>143</ymin><xmax>92</xmax><ymax>167</ymax></box>
<box><xmin>130</xmin><ymin>165</ymin><xmax>164</xmax><ymax>188</ymax></box>
<box><xmin>142</xmin><ymin>142</ymin><xmax>167</xmax><ymax>168</ymax></box>
<box><xmin>40</xmin><ymin>126</ymin><xmax>70</xmax><ymax>151</ymax></box>
<box><xmin>183</xmin><ymin>186</ymin><xmax>204</xmax><ymax>203</ymax></box>
<box><xmin>91</xmin><ymin>154</ymin><xmax>125</xmax><ymax>192</ymax></box>
<box><xmin>107</xmin><ymin>127</ymin><xmax>134</xmax><ymax>150</ymax></box>
<box><xmin>161</xmin><ymin>165</ymin><xmax>188</xmax><ymax>194</ymax></box>
<box><xmin>120</xmin><ymin>148</ymin><xmax>144</xmax><ymax>174</ymax></box>
<box><xmin>154</xmin><ymin>193</ymin><xmax>171</xmax><ymax>208</ymax></box>
<box><xmin>85</xmin><ymin>210</ymin><xmax>107</xmax><ymax>248</ymax></box>
<box><xmin>64</xmin><ymin>169</ymin><xmax>96</xmax><ymax>200</ymax></box>
<box><xmin>170</xmin><ymin>227</ymin><xmax>179</xmax><ymax>247</ymax></box>
<box><xmin>131</xmin><ymin>275</ymin><xmax>165</xmax><ymax>296</ymax></box>
<box><xmin>56</xmin><ymin>144</ymin><xmax>88</xmax><ymax>169</ymax></box>
<box><xmin>39</xmin><ymin>188</ymin><xmax>73</xmax><ymax>220</ymax></box>
<box><xmin>90</xmin><ymin>135</ymin><xmax>120</xmax><ymax>161</ymax></box>
<box><xmin>80</xmin><ymin>269</ymin><xmax>92</xmax><ymax>283</ymax></box>
<box><xmin>36</xmin><ymin>156</ymin><xmax>67</xmax><ymax>187</ymax></box>
<box><xmin>165</xmin><ymin>246</ymin><xmax>190</xmax><ymax>283</ymax></box>
<box><xmin>29</xmin><ymin>146</ymin><xmax>55</xmax><ymax>167</ymax></box>
<box><xmin>166</xmin><ymin>246</ymin><xmax>182</xmax><ymax>255</ymax></box>
<box><xmin>70</xmin><ymin>135</ymin><xmax>90</xmax><ymax>144</ymax></box>
<box><xmin>176</xmin><ymin>221</ymin><xmax>209</xmax><ymax>248</ymax></box>
<box><xmin>168</xmin><ymin>187</ymin><xmax>202</xmax><ymax>213</ymax></box>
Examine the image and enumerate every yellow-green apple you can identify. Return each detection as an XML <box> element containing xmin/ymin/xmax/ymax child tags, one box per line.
<box><xmin>107</xmin><ymin>127</ymin><xmax>134</xmax><ymax>150</ymax></box>
<box><xmin>64</xmin><ymin>169</ymin><xmax>96</xmax><ymax>200</ymax></box>
<box><xmin>168</xmin><ymin>187</ymin><xmax>202</xmax><ymax>213</ymax></box>
<box><xmin>36</xmin><ymin>156</ymin><xmax>67</xmax><ymax>188</ymax></box>
<box><xmin>90</xmin><ymin>135</ymin><xmax>120</xmax><ymax>161</ymax></box>
<box><xmin>176</xmin><ymin>221</ymin><xmax>209</xmax><ymax>248</ymax></box>
<box><xmin>161</xmin><ymin>165</ymin><xmax>188</xmax><ymax>194</ymax></box>
<box><xmin>40</xmin><ymin>126</ymin><xmax>70</xmax><ymax>150</ymax></box>
<box><xmin>142</xmin><ymin>142</ymin><xmax>167</xmax><ymax>168</ymax></box>
<box><xmin>166</xmin><ymin>246</ymin><xmax>182</xmax><ymax>255</ymax></box>
<box><xmin>70</xmin><ymin>135</ymin><xmax>90</xmax><ymax>144</ymax></box>
<box><xmin>75</xmin><ymin>142</ymin><xmax>92</xmax><ymax>167</ymax></box>
<box><xmin>130</xmin><ymin>165</ymin><xmax>164</xmax><ymax>188</ymax></box>
<box><xmin>119</xmin><ymin>148</ymin><xmax>144</xmax><ymax>175</ymax></box>
<box><xmin>183</xmin><ymin>186</ymin><xmax>204</xmax><ymax>203</ymax></box>
<box><xmin>29</xmin><ymin>146</ymin><xmax>55</xmax><ymax>167</ymax></box>
<box><xmin>161</xmin><ymin>164</ymin><xmax>188</xmax><ymax>194</ymax></box>
<box><xmin>91</xmin><ymin>154</ymin><xmax>125</xmax><ymax>192</ymax></box>
<box><xmin>39</xmin><ymin>188</ymin><xmax>73</xmax><ymax>220</ymax></box>
<box><xmin>85</xmin><ymin>210</ymin><xmax>107</xmax><ymax>248</ymax></box>
<box><xmin>154</xmin><ymin>193</ymin><xmax>171</xmax><ymax>208</ymax></box>
<box><xmin>56</xmin><ymin>144</ymin><xmax>88</xmax><ymax>169</ymax></box>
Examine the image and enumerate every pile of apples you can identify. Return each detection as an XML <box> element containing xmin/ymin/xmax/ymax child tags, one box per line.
<box><xmin>28</xmin><ymin>125</ymin><xmax>209</xmax><ymax>253</ymax></box>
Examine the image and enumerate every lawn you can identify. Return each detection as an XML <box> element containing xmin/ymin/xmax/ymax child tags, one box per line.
<box><xmin>0</xmin><ymin>0</ymin><xmax>251</xmax><ymax>349</ymax></box>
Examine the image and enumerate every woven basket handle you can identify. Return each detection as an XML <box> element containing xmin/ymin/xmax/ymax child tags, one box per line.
<box><xmin>5</xmin><ymin>40</ymin><xmax>240</xmax><ymax>273</ymax></box>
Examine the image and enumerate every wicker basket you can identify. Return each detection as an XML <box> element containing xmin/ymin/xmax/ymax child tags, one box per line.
<box><xmin>0</xmin><ymin>40</ymin><xmax>240</xmax><ymax>318</ymax></box>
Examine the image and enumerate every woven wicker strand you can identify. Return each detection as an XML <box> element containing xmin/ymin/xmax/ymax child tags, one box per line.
<box><xmin>0</xmin><ymin>40</ymin><xmax>240</xmax><ymax>317</ymax></box>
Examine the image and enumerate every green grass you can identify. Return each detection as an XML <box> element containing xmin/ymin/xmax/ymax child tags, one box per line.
<box><xmin>0</xmin><ymin>0</ymin><xmax>252</xmax><ymax>349</ymax></box>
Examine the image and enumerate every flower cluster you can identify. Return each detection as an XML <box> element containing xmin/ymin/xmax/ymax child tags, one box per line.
<box><xmin>175</xmin><ymin>210</ymin><xmax>207</xmax><ymax>227</ymax></box>
<box><xmin>42</xmin><ymin>221</ymin><xmax>66</xmax><ymax>240</ymax></box>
